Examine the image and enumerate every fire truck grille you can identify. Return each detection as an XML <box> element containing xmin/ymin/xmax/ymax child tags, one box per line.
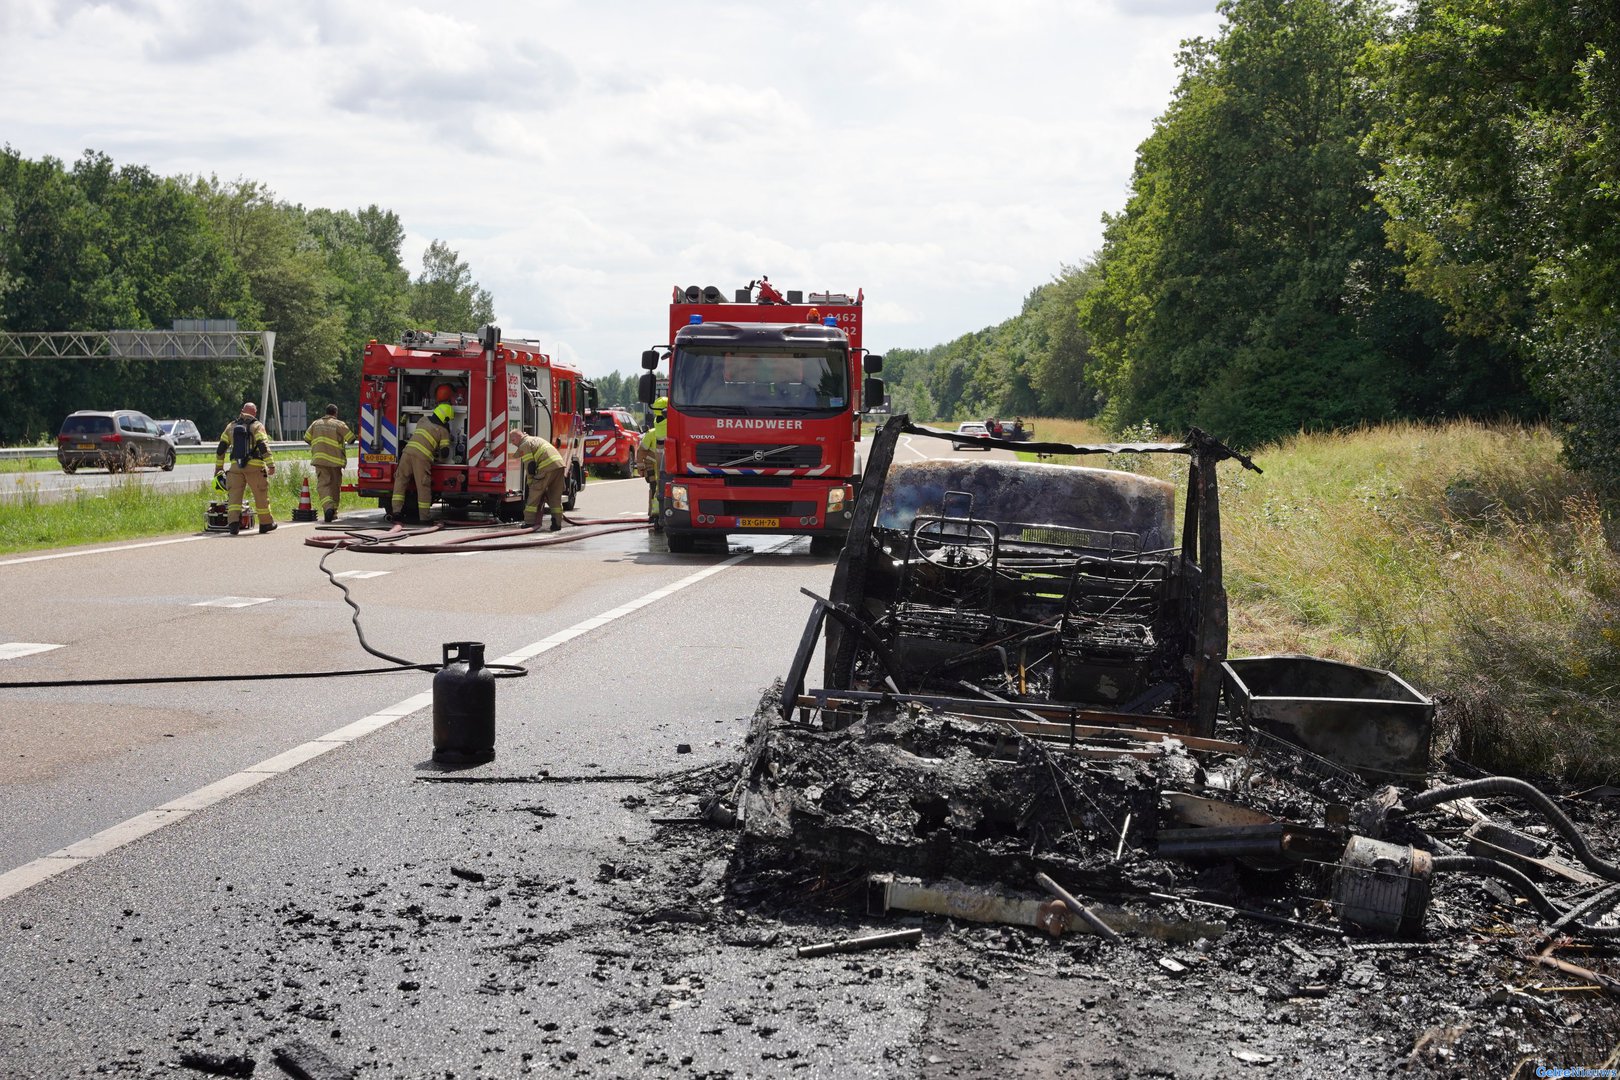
<box><xmin>697</xmin><ymin>500</ymin><xmax>819</xmax><ymax>518</ymax></box>
<box><xmin>694</xmin><ymin>443</ymin><xmax>823</xmax><ymax>468</ymax></box>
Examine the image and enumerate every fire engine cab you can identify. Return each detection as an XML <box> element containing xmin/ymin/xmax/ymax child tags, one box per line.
<box><xmin>639</xmin><ymin>279</ymin><xmax>884</xmax><ymax>553</ymax></box>
<box><xmin>356</xmin><ymin>326</ymin><xmax>595</xmax><ymax>521</ymax></box>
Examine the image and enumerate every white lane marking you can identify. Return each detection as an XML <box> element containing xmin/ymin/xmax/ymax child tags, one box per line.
<box><xmin>0</xmin><ymin>520</ymin><xmax>317</xmax><ymax>567</ymax></box>
<box><xmin>191</xmin><ymin>597</ymin><xmax>274</xmax><ymax>608</ymax></box>
<box><xmin>333</xmin><ymin>570</ymin><xmax>390</xmax><ymax>580</ymax></box>
<box><xmin>898</xmin><ymin>435</ymin><xmax>932</xmax><ymax>461</ymax></box>
<box><xmin>0</xmin><ymin>544</ymin><xmax>791</xmax><ymax>902</ymax></box>
<box><xmin>0</xmin><ymin>534</ymin><xmax>209</xmax><ymax>566</ymax></box>
<box><xmin>0</xmin><ymin>642</ymin><xmax>63</xmax><ymax>660</ymax></box>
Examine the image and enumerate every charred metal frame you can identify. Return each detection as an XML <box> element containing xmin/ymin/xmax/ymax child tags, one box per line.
<box><xmin>818</xmin><ymin>415</ymin><xmax>1259</xmax><ymax>737</ymax></box>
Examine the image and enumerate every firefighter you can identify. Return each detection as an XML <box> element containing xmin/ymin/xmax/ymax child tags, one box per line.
<box><xmin>637</xmin><ymin>396</ymin><xmax>668</xmax><ymax>530</ymax></box>
<box><xmin>213</xmin><ymin>402</ymin><xmax>276</xmax><ymax>535</ymax></box>
<box><xmin>303</xmin><ymin>403</ymin><xmax>355</xmax><ymax>524</ymax></box>
<box><xmin>508</xmin><ymin>428</ymin><xmax>566</xmax><ymax>531</ymax></box>
<box><xmin>390</xmin><ymin>403</ymin><xmax>452</xmax><ymax>522</ymax></box>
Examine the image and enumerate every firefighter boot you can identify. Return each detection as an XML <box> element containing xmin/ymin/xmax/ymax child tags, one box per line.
<box><xmin>259</xmin><ymin>522</ymin><xmax>278</xmax><ymax>534</ymax></box>
<box><xmin>228</xmin><ymin>520</ymin><xmax>242</xmax><ymax>536</ymax></box>
<box><xmin>549</xmin><ymin>514</ymin><xmax>563</xmax><ymax>533</ymax></box>
<box><xmin>324</xmin><ymin>508</ymin><xmax>336</xmax><ymax>523</ymax></box>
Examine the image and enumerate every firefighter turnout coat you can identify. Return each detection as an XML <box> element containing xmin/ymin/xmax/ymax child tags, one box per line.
<box><xmin>303</xmin><ymin>415</ymin><xmax>354</xmax><ymax>514</ymax></box>
<box><xmin>214</xmin><ymin>414</ymin><xmax>275</xmax><ymax>527</ymax></box>
<box><xmin>514</xmin><ymin>434</ymin><xmax>565</xmax><ymax>525</ymax></box>
<box><xmin>391</xmin><ymin>415</ymin><xmax>451</xmax><ymax>516</ymax></box>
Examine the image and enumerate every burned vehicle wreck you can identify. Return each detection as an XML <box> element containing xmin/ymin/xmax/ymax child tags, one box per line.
<box><xmin>710</xmin><ymin>416</ymin><xmax>1620</xmax><ymax>1006</ymax></box>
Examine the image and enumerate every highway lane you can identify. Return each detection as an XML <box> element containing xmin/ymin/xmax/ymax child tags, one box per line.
<box><xmin>0</xmin><ymin>431</ymin><xmax>1002</xmax><ymax>869</ymax></box>
<box><xmin>0</xmin><ymin>428</ymin><xmax>1018</xmax><ymax>1074</ymax></box>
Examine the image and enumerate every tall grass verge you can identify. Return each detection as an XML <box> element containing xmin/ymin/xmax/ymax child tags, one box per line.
<box><xmin>1097</xmin><ymin>420</ymin><xmax>1619</xmax><ymax>783</ymax></box>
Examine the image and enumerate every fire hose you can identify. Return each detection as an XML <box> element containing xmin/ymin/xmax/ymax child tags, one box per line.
<box><xmin>1405</xmin><ymin>776</ymin><xmax>1620</xmax><ymax>884</ymax></box>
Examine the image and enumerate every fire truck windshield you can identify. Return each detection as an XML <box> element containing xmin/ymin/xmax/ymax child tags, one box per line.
<box><xmin>671</xmin><ymin>347</ymin><xmax>848</xmax><ymax>415</ymax></box>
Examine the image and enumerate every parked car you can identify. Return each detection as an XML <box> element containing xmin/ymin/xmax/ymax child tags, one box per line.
<box><xmin>584</xmin><ymin>409</ymin><xmax>641</xmax><ymax>478</ymax></box>
<box><xmin>951</xmin><ymin>421</ymin><xmax>990</xmax><ymax>450</ymax></box>
<box><xmin>56</xmin><ymin>410</ymin><xmax>177</xmax><ymax>473</ymax></box>
<box><xmin>157</xmin><ymin>418</ymin><xmax>203</xmax><ymax>446</ymax></box>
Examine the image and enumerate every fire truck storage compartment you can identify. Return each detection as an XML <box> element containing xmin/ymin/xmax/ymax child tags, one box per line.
<box><xmin>399</xmin><ymin>370</ymin><xmax>470</xmax><ymax>465</ymax></box>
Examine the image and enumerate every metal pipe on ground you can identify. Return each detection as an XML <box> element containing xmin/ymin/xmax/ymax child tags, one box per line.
<box><xmin>1035</xmin><ymin>872</ymin><xmax>1123</xmax><ymax>944</ymax></box>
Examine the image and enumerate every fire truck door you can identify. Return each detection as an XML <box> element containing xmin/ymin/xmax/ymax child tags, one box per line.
<box><xmin>522</xmin><ymin>369</ymin><xmax>553</xmax><ymax>444</ymax></box>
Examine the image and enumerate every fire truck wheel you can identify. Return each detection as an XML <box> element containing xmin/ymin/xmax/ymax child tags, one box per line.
<box><xmin>563</xmin><ymin>475</ymin><xmax>578</xmax><ymax>512</ymax></box>
<box><xmin>618</xmin><ymin>460</ymin><xmax>635</xmax><ymax>479</ymax></box>
<box><xmin>665</xmin><ymin>532</ymin><xmax>696</xmax><ymax>554</ymax></box>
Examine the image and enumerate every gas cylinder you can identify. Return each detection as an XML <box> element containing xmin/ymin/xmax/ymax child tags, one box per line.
<box><xmin>432</xmin><ymin>641</ymin><xmax>495</xmax><ymax>764</ymax></box>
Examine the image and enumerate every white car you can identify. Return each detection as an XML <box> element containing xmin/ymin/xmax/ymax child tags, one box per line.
<box><xmin>952</xmin><ymin>421</ymin><xmax>990</xmax><ymax>450</ymax></box>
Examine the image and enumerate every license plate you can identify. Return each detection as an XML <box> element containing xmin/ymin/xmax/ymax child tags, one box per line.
<box><xmin>739</xmin><ymin>517</ymin><xmax>779</xmax><ymax>528</ymax></box>
<box><xmin>77</xmin><ymin>443</ymin><xmax>95</xmax><ymax>450</ymax></box>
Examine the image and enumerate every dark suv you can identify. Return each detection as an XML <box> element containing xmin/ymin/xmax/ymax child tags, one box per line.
<box><xmin>56</xmin><ymin>410</ymin><xmax>177</xmax><ymax>473</ymax></box>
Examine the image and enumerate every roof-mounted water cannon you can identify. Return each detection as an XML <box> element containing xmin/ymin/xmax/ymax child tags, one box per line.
<box><xmin>750</xmin><ymin>276</ymin><xmax>786</xmax><ymax>305</ymax></box>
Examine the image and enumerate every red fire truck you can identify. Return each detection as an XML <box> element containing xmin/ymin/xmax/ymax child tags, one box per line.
<box><xmin>356</xmin><ymin>326</ymin><xmax>594</xmax><ymax>521</ymax></box>
<box><xmin>639</xmin><ymin>279</ymin><xmax>884</xmax><ymax>553</ymax></box>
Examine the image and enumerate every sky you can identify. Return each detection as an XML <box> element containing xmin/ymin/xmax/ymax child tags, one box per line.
<box><xmin>2</xmin><ymin>0</ymin><xmax>1224</xmax><ymax>378</ymax></box>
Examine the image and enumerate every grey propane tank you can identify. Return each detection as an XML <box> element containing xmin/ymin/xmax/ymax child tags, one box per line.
<box><xmin>432</xmin><ymin>641</ymin><xmax>495</xmax><ymax>765</ymax></box>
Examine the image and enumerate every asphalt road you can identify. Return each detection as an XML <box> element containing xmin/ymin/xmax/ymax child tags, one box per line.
<box><xmin>0</xmin><ymin>431</ymin><xmax>1013</xmax><ymax>1076</ymax></box>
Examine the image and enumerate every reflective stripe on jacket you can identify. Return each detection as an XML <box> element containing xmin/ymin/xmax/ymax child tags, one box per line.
<box><xmin>304</xmin><ymin>417</ymin><xmax>352</xmax><ymax>467</ymax></box>
<box><xmin>403</xmin><ymin>417</ymin><xmax>450</xmax><ymax>462</ymax></box>
<box><xmin>516</xmin><ymin>435</ymin><xmax>563</xmax><ymax>475</ymax></box>
<box><xmin>214</xmin><ymin>416</ymin><xmax>273</xmax><ymax>471</ymax></box>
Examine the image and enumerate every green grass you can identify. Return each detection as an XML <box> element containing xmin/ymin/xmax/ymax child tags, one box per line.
<box><xmin>1040</xmin><ymin>418</ymin><xmax>1620</xmax><ymax>784</ymax></box>
<box><xmin>0</xmin><ymin>447</ymin><xmax>313</xmax><ymax>474</ymax></box>
<box><xmin>0</xmin><ymin>461</ymin><xmax>364</xmax><ymax>553</ymax></box>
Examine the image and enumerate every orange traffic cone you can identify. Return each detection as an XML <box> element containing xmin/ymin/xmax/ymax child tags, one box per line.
<box><xmin>292</xmin><ymin>476</ymin><xmax>317</xmax><ymax>522</ymax></box>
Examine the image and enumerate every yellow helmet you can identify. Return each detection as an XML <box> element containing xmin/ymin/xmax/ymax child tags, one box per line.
<box><xmin>434</xmin><ymin>403</ymin><xmax>454</xmax><ymax>423</ymax></box>
<box><xmin>652</xmin><ymin>396</ymin><xmax>669</xmax><ymax>413</ymax></box>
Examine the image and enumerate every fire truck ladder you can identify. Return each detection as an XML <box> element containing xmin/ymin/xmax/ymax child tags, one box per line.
<box><xmin>399</xmin><ymin>329</ymin><xmax>546</xmax><ymax>352</ymax></box>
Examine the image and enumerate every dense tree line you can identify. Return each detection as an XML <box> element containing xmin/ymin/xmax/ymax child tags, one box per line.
<box><xmin>0</xmin><ymin>148</ymin><xmax>496</xmax><ymax>443</ymax></box>
<box><xmin>882</xmin><ymin>0</ymin><xmax>1619</xmax><ymax>490</ymax></box>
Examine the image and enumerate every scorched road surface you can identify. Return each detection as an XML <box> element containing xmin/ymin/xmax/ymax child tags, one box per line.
<box><xmin>6</xmin><ymin>436</ymin><xmax>1578</xmax><ymax>1078</ymax></box>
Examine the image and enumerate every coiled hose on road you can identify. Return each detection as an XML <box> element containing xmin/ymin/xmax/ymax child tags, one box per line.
<box><xmin>0</xmin><ymin>512</ymin><xmax>650</xmax><ymax>690</ymax></box>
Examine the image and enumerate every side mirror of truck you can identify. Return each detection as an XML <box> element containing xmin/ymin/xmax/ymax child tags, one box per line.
<box><xmin>638</xmin><ymin>372</ymin><xmax>657</xmax><ymax>405</ymax></box>
<box><xmin>585</xmin><ymin>385</ymin><xmax>600</xmax><ymax>412</ymax></box>
<box><xmin>641</xmin><ymin>350</ymin><xmax>660</xmax><ymax>371</ymax></box>
<box><xmin>863</xmin><ymin>352</ymin><xmax>884</xmax><ymax>374</ymax></box>
<box><xmin>863</xmin><ymin>377</ymin><xmax>885</xmax><ymax>412</ymax></box>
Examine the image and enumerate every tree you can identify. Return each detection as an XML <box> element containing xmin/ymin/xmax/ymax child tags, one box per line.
<box><xmin>1367</xmin><ymin>0</ymin><xmax>1620</xmax><ymax>486</ymax></box>
<box><xmin>1079</xmin><ymin>0</ymin><xmax>1427</xmax><ymax>447</ymax></box>
<box><xmin>409</xmin><ymin>240</ymin><xmax>495</xmax><ymax>332</ymax></box>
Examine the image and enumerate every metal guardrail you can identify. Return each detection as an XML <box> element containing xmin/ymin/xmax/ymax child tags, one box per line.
<box><xmin>0</xmin><ymin>441</ymin><xmax>306</xmax><ymax>461</ymax></box>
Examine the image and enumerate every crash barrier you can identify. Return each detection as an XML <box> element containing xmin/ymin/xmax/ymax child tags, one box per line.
<box><xmin>0</xmin><ymin>440</ymin><xmax>306</xmax><ymax>461</ymax></box>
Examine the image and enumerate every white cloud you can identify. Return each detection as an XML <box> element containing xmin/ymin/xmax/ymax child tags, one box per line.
<box><xmin>0</xmin><ymin>0</ymin><xmax>1222</xmax><ymax>373</ymax></box>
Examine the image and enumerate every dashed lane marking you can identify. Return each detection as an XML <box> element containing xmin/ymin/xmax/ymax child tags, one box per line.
<box><xmin>0</xmin><ymin>541</ymin><xmax>792</xmax><ymax>902</ymax></box>
<box><xmin>0</xmin><ymin>643</ymin><xmax>63</xmax><ymax>660</ymax></box>
<box><xmin>190</xmin><ymin>596</ymin><xmax>274</xmax><ymax>608</ymax></box>
<box><xmin>332</xmin><ymin>570</ymin><xmax>390</xmax><ymax>580</ymax></box>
